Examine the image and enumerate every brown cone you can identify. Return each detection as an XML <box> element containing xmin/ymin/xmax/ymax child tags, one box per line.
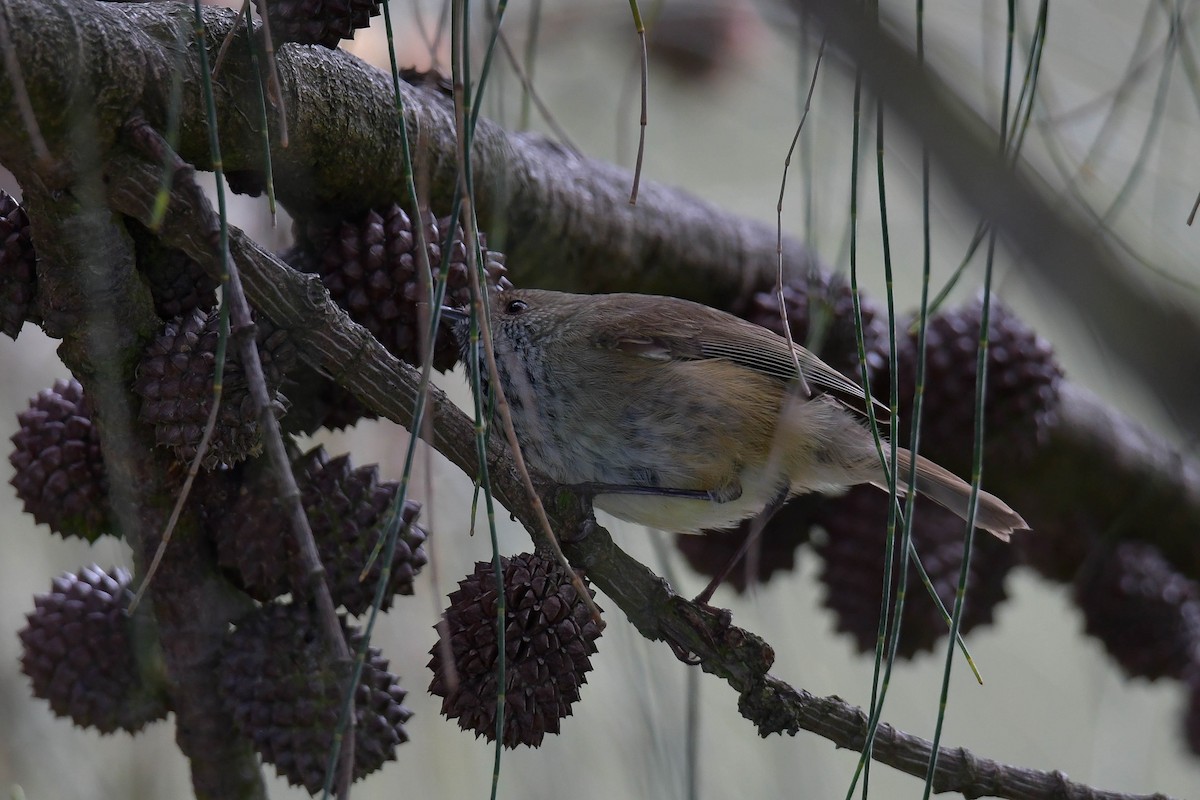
<box><xmin>218</xmin><ymin>602</ymin><xmax>412</xmax><ymax>793</ymax></box>
<box><xmin>428</xmin><ymin>553</ymin><xmax>603</xmax><ymax>748</ymax></box>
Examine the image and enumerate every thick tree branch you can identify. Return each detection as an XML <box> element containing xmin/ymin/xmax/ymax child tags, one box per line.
<box><xmin>0</xmin><ymin>0</ymin><xmax>823</xmax><ymax>305</ymax></box>
<box><xmin>14</xmin><ymin>115</ymin><xmax>265</xmax><ymax>800</ymax></box>
<box><xmin>4</xmin><ymin>0</ymin><xmax>1195</xmax><ymax>433</ymax></box>
<box><xmin>793</xmin><ymin>0</ymin><xmax>1200</xmax><ymax>436</ymax></box>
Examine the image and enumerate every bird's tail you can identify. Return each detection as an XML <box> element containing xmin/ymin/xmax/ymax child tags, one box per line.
<box><xmin>881</xmin><ymin>448</ymin><xmax>1028</xmax><ymax>541</ymax></box>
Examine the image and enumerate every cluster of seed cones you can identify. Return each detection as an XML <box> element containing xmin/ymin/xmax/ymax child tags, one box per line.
<box><xmin>12</xmin><ymin>394</ymin><xmax>430</xmax><ymax>788</ymax></box>
<box><xmin>218</xmin><ymin>602</ymin><xmax>413</xmax><ymax>793</ymax></box>
<box><xmin>131</xmin><ymin>204</ymin><xmax>509</xmax><ymax>461</ymax></box>
<box><xmin>6</xmin><ymin>185</ymin><xmax>608</xmax><ymax>786</ymax></box>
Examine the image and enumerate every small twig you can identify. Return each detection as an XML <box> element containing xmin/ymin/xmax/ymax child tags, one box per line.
<box><xmin>774</xmin><ymin>36</ymin><xmax>825</xmax><ymax>387</ymax></box>
<box><xmin>250</xmin><ymin>0</ymin><xmax>289</xmax><ymax>147</ymax></box>
<box><xmin>211</xmin><ymin>0</ymin><xmax>248</xmax><ymax>79</ymax></box>
<box><xmin>627</xmin><ymin>0</ymin><xmax>649</xmax><ymax>205</ymax></box>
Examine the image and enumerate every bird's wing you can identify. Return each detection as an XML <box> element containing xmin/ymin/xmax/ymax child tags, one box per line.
<box><xmin>596</xmin><ymin>306</ymin><xmax>887</xmax><ymax>415</ymax></box>
<box><xmin>694</xmin><ymin>321</ymin><xmax>867</xmax><ymax>399</ymax></box>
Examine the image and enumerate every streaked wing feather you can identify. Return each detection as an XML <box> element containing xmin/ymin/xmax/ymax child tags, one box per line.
<box><xmin>694</xmin><ymin>321</ymin><xmax>888</xmax><ymax>414</ymax></box>
<box><xmin>606</xmin><ymin>317</ymin><xmax>886</xmax><ymax>413</ymax></box>
<box><xmin>610</xmin><ymin>336</ymin><xmax>677</xmax><ymax>361</ymax></box>
<box><xmin>696</xmin><ymin>338</ymin><xmax>866</xmax><ymax>398</ymax></box>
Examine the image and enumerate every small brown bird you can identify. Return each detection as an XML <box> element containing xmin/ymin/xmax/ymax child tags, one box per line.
<box><xmin>445</xmin><ymin>288</ymin><xmax>1028</xmax><ymax>542</ymax></box>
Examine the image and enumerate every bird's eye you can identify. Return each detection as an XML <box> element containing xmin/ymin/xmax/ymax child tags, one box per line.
<box><xmin>506</xmin><ymin>299</ymin><xmax>529</xmax><ymax>314</ymax></box>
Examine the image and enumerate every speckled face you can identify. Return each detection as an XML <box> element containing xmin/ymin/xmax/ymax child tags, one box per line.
<box><xmin>443</xmin><ymin>289</ymin><xmax>518</xmax><ymax>367</ymax></box>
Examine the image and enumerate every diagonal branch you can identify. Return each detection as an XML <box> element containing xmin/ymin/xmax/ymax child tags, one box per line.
<box><xmin>104</xmin><ymin>138</ymin><xmax>1175</xmax><ymax>800</ymax></box>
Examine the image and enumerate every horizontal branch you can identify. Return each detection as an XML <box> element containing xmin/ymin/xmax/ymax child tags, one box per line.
<box><xmin>0</xmin><ymin>0</ymin><xmax>823</xmax><ymax>305</ymax></box>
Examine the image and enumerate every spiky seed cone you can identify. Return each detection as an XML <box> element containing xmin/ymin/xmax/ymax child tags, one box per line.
<box><xmin>887</xmin><ymin>298</ymin><xmax>1063</xmax><ymax>472</ymax></box>
<box><xmin>740</xmin><ymin>271</ymin><xmax>888</xmax><ymax>382</ymax></box>
<box><xmin>675</xmin><ymin>495</ymin><xmax>822</xmax><ymax>593</ymax></box>
<box><xmin>133</xmin><ymin>309</ymin><xmax>296</xmax><ymax>468</ymax></box>
<box><xmin>302</xmin><ymin>450</ymin><xmax>427</xmax><ymax>615</ymax></box>
<box><xmin>218</xmin><ymin>603</ymin><xmax>411</xmax><ymax>793</ymax></box>
<box><xmin>265</xmin><ymin>0</ymin><xmax>381</xmax><ymax>48</ymax></box>
<box><xmin>428</xmin><ymin>553</ymin><xmax>603</xmax><ymax>748</ymax></box>
<box><xmin>816</xmin><ymin>485</ymin><xmax>1014</xmax><ymax>658</ymax></box>
<box><xmin>131</xmin><ymin>222</ymin><xmax>219</xmax><ymax>318</ymax></box>
<box><xmin>9</xmin><ymin>378</ymin><xmax>111</xmax><ymax>541</ymax></box>
<box><xmin>212</xmin><ymin>447</ymin><xmax>427</xmax><ymax>614</ymax></box>
<box><xmin>19</xmin><ymin>566</ymin><xmax>169</xmax><ymax>733</ymax></box>
<box><xmin>293</xmin><ymin>205</ymin><xmax>511</xmax><ymax>373</ymax></box>
<box><xmin>1074</xmin><ymin>542</ymin><xmax>1200</xmax><ymax>681</ymax></box>
<box><xmin>0</xmin><ymin>189</ymin><xmax>38</xmax><ymax>339</ymax></box>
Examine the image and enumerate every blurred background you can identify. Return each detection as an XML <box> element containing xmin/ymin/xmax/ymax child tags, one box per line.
<box><xmin>2</xmin><ymin>0</ymin><xmax>1198</xmax><ymax>797</ymax></box>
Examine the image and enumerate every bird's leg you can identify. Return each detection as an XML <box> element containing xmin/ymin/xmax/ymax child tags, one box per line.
<box><xmin>663</xmin><ymin>599</ymin><xmax>734</xmax><ymax>666</ymax></box>
<box><xmin>560</xmin><ymin>500</ymin><xmax>600</xmax><ymax>544</ymax></box>
<box><xmin>692</xmin><ymin>486</ymin><xmax>790</xmax><ymax>605</ymax></box>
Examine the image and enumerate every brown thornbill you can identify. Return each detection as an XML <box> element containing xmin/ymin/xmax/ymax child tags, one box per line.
<box><xmin>443</xmin><ymin>289</ymin><xmax>1028</xmax><ymax>542</ymax></box>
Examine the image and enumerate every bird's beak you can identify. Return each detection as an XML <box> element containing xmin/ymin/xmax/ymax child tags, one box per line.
<box><xmin>439</xmin><ymin>305</ymin><xmax>469</xmax><ymax>324</ymax></box>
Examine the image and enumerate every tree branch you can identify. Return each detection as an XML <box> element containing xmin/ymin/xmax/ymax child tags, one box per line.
<box><xmin>103</xmin><ymin>134</ymin><xmax>1175</xmax><ymax>800</ymax></box>
<box><xmin>0</xmin><ymin>0</ymin><xmax>822</xmax><ymax>304</ymax></box>
<box><xmin>793</xmin><ymin>0</ymin><xmax>1200</xmax><ymax>436</ymax></box>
